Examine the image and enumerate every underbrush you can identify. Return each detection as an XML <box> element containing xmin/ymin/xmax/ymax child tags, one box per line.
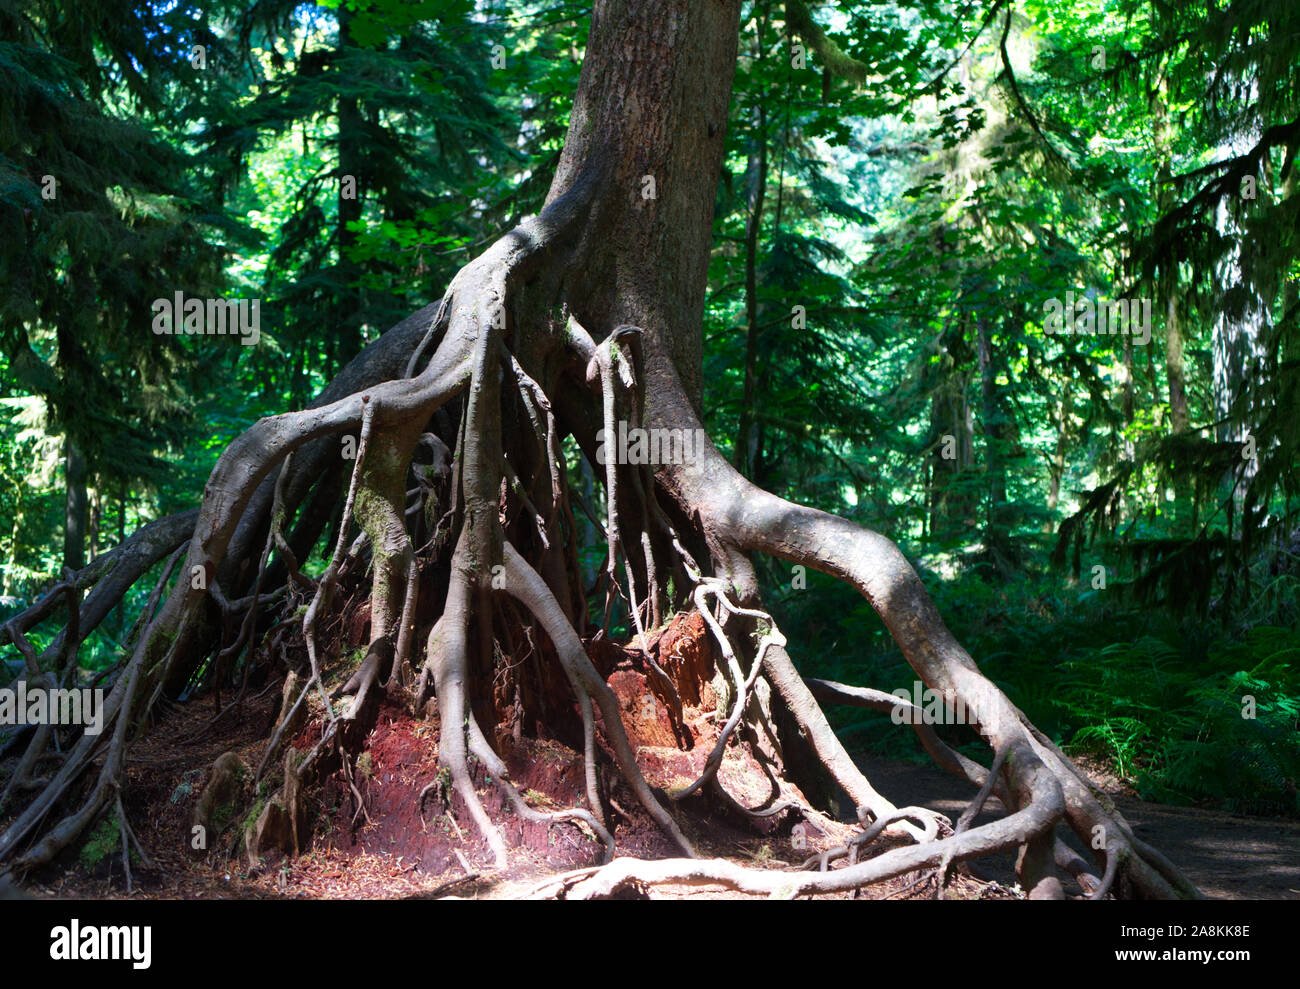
<box><xmin>767</xmin><ymin>558</ymin><xmax>1300</xmax><ymax>817</ymax></box>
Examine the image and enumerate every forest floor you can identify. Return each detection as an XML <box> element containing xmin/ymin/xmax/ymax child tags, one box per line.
<box><xmin>10</xmin><ymin>696</ymin><xmax>1298</xmax><ymax>899</ymax></box>
<box><xmin>6</xmin><ymin>614</ymin><xmax>1298</xmax><ymax>900</ymax></box>
<box><xmin>853</xmin><ymin>753</ymin><xmax>1300</xmax><ymax>900</ymax></box>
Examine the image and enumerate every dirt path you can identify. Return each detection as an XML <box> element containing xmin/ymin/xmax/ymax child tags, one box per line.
<box><xmin>856</xmin><ymin>754</ymin><xmax>1300</xmax><ymax>900</ymax></box>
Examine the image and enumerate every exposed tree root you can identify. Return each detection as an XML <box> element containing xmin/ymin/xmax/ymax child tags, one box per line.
<box><xmin>640</xmin><ymin>354</ymin><xmax>1202</xmax><ymax>898</ymax></box>
<box><xmin>500</xmin><ymin>543</ymin><xmax>694</xmax><ymax>856</ymax></box>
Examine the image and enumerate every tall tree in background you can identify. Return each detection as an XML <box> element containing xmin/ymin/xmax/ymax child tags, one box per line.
<box><xmin>212</xmin><ymin>0</ymin><xmax>577</xmax><ymax>408</ymax></box>
<box><xmin>0</xmin><ymin>0</ymin><xmax>226</xmax><ymax>580</ymax></box>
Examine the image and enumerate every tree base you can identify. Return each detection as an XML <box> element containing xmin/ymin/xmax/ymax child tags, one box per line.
<box><xmin>0</xmin><ymin>165</ymin><xmax>1201</xmax><ymax>901</ymax></box>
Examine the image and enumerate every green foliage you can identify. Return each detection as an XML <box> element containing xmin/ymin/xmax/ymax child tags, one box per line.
<box><xmin>1051</xmin><ymin>629</ymin><xmax>1300</xmax><ymax>815</ymax></box>
<box><xmin>777</xmin><ymin>559</ymin><xmax>1300</xmax><ymax>816</ymax></box>
<box><xmin>77</xmin><ymin>815</ymin><xmax>138</xmax><ymax>870</ymax></box>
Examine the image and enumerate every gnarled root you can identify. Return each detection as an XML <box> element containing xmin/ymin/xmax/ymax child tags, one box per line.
<box><xmin>639</xmin><ymin>352</ymin><xmax>1202</xmax><ymax>899</ymax></box>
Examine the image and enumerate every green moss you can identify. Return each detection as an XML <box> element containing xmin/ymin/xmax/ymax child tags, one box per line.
<box><xmin>208</xmin><ymin>767</ymin><xmax>249</xmax><ymax>831</ymax></box>
<box><xmin>242</xmin><ymin>797</ymin><xmax>268</xmax><ymax>834</ymax></box>
<box><xmin>784</xmin><ymin>0</ymin><xmax>868</xmax><ymax>86</ymax></box>
<box><xmin>353</xmin><ymin>486</ymin><xmax>381</xmax><ymax>534</ymax></box>
<box><xmin>356</xmin><ymin>752</ymin><xmax>373</xmax><ymax>780</ymax></box>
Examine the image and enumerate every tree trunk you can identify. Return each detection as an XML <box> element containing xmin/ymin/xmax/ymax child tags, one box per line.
<box><xmin>1045</xmin><ymin>383</ymin><xmax>1071</xmax><ymax>527</ymax></box>
<box><xmin>334</xmin><ymin>4</ymin><xmax>365</xmax><ymax>370</ymax></box>
<box><xmin>1151</xmin><ymin>22</ymin><xmax>1191</xmax><ymax>436</ymax></box>
<box><xmin>544</xmin><ymin>0</ymin><xmax>739</xmax><ymax>413</ymax></box>
<box><xmin>736</xmin><ymin>63</ymin><xmax>769</xmax><ymax>476</ymax></box>
<box><xmin>62</xmin><ymin>438</ymin><xmax>87</xmax><ymax>574</ymax></box>
<box><xmin>977</xmin><ymin>311</ymin><xmax>1013</xmax><ymax>567</ymax></box>
<box><xmin>1165</xmin><ymin>291</ymin><xmax>1190</xmax><ymax>433</ymax></box>
<box><xmin>929</xmin><ymin>327</ymin><xmax>976</xmax><ymax>540</ymax></box>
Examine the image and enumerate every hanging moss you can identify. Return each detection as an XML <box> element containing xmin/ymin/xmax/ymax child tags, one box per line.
<box><xmin>784</xmin><ymin>1</ymin><xmax>868</xmax><ymax>87</ymax></box>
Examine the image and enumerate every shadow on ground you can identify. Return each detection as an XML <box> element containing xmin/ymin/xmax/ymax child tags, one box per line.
<box><xmin>856</xmin><ymin>753</ymin><xmax>1300</xmax><ymax>900</ymax></box>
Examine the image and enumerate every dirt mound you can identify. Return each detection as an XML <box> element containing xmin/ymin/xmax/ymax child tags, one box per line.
<box><xmin>300</xmin><ymin>612</ymin><xmax>798</xmax><ymax>882</ymax></box>
<box><xmin>311</xmin><ymin>703</ymin><xmax>605</xmax><ymax>876</ymax></box>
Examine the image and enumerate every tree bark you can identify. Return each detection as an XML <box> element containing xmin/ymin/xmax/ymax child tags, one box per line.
<box><xmin>334</xmin><ymin>4</ymin><xmax>365</xmax><ymax>370</ymax></box>
<box><xmin>545</xmin><ymin>0</ymin><xmax>740</xmax><ymax>415</ymax></box>
<box><xmin>736</xmin><ymin>45</ymin><xmax>769</xmax><ymax>475</ymax></box>
<box><xmin>62</xmin><ymin>438</ymin><xmax>87</xmax><ymax>574</ymax></box>
<box><xmin>977</xmin><ymin>310</ymin><xmax>1013</xmax><ymax>566</ymax></box>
